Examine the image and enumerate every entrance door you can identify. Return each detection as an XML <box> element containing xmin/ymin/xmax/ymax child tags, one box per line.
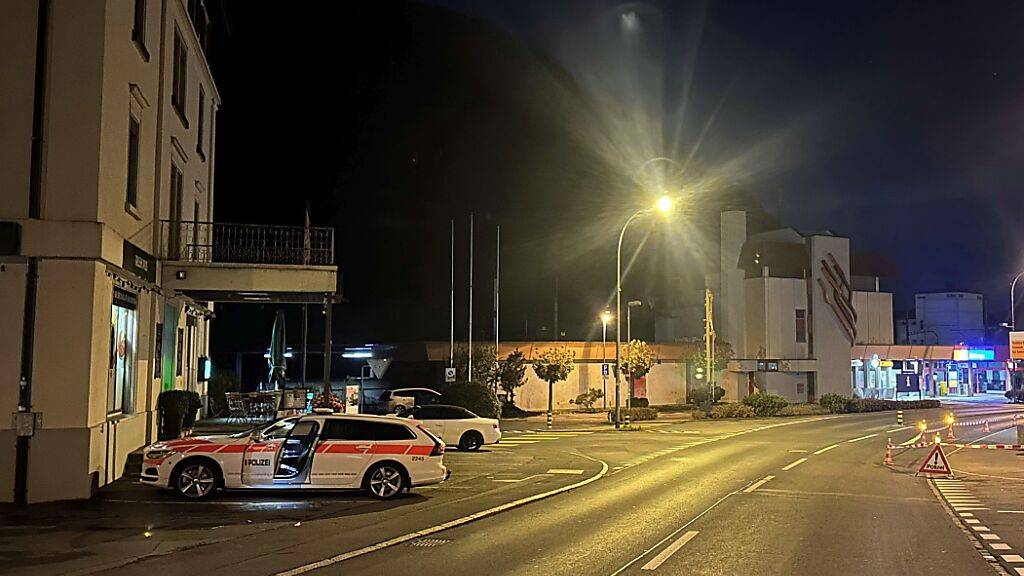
<box><xmin>240</xmin><ymin>418</ymin><xmax>296</xmax><ymax>487</ymax></box>
<box><xmin>274</xmin><ymin>420</ymin><xmax>319</xmax><ymax>484</ymax></box>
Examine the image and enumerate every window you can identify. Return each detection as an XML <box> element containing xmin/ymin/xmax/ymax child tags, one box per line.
<box><xmin>108</xmin><ymin>288</ymin><xmax>138</xmax><ymax>415</ymax></box>
<box><xmin>322</xmin><ymin>419</ymin><xmax>375</xmax><ymax>441</ymax></box>
<box><xmin>171</xmin><ymin>31</ymin><xmax>188</xmax><ymax>125</ymax></box>
<box><xmin>126</xmin><ymin>115</ymin><xmax>140</xmax><ymax>209</ymax></box>
<box><xmin>262</xmin><ymin>418</ymin><xmax>299</xmax><ymax>440</ymax></box>
<box><xmin>169</xmin><ymin>163</ymin><xmax>183</xmax><ymax>257</ymax></box>
<box><xmin>196</xmin><ymin>87</ymin><xmax>206</xmax><ymax>158</ymax></box>
<box><xmin>176</xmin><ymin>327</ymin><xmax>184</xmax><ymax>376</ymax></box>
<box><xmin>187</xmin><ymin>0</ymin><xmax>209</xmax><ymax>52</ymax></box>
<box><xmin>795</xmin><ymin>309</ymin><xmax>807</xmax><ymax>343</ymax></box>
<box><xmin>131</xmin><ymin>0</ymin><xmax>149</xmax><ymax>60</ymax></box>
<box><xmin>153</xmin><ymin>322</ymin><xmax>163</xmax><ymax>378</ymax></box>
<box><xmin>370</xmin><ymin>423</ymin><xmax>416</xmax><ymax>441</ymax></box>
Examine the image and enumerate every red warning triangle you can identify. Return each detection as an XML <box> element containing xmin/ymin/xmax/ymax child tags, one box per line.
<box><xmin>918</xmin><ymin>443</ymin><xmax>952</xmax><ymax>476</ymax></box>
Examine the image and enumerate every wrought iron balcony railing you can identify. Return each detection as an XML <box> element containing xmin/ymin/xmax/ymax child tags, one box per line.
<box><xmin>159</xmin><ymin>220</ymin><xmax>334</xmax><ymax>266</ymax></box>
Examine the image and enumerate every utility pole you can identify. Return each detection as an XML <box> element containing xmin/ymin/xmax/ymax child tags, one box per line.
<box><xmin>494</xmin><ymin>225</ymin><xmax>500</xmax><ymax>356</ymax></box>
<box><xmin>468</xmin><ymin>213</ymin><xmax>474</xmax><ymax>382</ymax></box>
<box><xmin>553</xmin><ymin>276</ymin><xmax>559</xmax><ymax>341</ymax></box>
<box><xmin>705</xmin><ymin>289</ymin><xmax>716</xmax><ymax>401</ymax></box>
<box><xmin>449</xmin><ymin>219</ymin><xmax>455</xmax><ymax>367</ymax></box>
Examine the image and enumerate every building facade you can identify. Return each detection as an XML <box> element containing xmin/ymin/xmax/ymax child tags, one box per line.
<box><xmin>1</xmin><ymin>0</ymin><xmax>338</xmax><ymax>503</ymax></box>
<box><xmin>895</xmin><ymin>292</ymin><xmax>985</xmax><ymax>345</ymax></box>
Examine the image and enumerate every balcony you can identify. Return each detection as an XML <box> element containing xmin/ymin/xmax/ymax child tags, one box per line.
<box><xmin>158</xmin><ymin>220</ymin><xmax>339</xmax><ymax>302</ymax></box>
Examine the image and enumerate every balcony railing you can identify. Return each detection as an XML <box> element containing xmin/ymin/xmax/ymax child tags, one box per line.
<box><xmin>159</xmin><ymin>220</ymin><xmax>334</xmax><ymax>266</ymax></box>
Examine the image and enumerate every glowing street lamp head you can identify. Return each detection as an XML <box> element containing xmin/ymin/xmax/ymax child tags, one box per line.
<box><xmin>600</xmin><ymin>310</ymin><xmax>613</xmax><ymax>325</ymax></box>
<box><xmin>656</xmin><ymin>195</ymin><xmax>673</xmax><ymax>214</ymax></box>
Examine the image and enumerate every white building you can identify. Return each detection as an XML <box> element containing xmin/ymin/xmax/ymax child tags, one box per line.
<box><xmin>895</xmin><ymin>292</ymin><xmax>985</xmax><ymax>345</ymax></box>
<box><xmin>1</xmin><ymin>0</ymin><xmax>337</xmax><ymax>503</ymax></box>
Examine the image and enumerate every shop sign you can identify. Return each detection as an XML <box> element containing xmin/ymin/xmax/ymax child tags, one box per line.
<box><xmin>1011</xmin><ymin>332</ymin><xmax>1024</xmax><ymax>360</ymax></box>
<box><xmin>123</xmin><ymin>240</ymin><xmax>156</xmax><ymax>282</ymax></box>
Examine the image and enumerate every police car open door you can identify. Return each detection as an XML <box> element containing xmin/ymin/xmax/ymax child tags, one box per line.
<box><xmin>241</xmin><ymin>420</ymin><xmax>319</xmax><ymax>487</ymax></box>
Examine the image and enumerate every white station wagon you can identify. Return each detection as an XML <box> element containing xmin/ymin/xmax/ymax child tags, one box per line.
<box><xmin>140</xmin><ymin>414</ymin><xmax>449</xmax><ymax>500</ymax></box>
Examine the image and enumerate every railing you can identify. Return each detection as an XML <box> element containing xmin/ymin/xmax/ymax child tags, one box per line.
<box><xmin>159</xmin><ymin>220</ymin><xmax>334</xmax><ymax>265</ymax></box>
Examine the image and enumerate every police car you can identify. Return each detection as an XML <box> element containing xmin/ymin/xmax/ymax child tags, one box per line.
<box><xmin>140</xmin><ymin>413</ymin><xmax>449</xmax><ymax>500</ymax></box>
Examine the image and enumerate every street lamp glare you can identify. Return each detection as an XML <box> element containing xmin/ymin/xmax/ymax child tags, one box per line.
<box><xmin>601</xmin><ymin>310</ymin><xmax>613</xmax><ymax>324</ymax></box>
<box><xmin>656</xmin><ymin>195</ymin><xmax>673</xmax><ymax>214</ymax></box>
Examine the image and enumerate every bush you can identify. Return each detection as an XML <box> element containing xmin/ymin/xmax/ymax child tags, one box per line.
<box><xmin>501</xmin><ymin>404</ymin><xmax>540</xmax><ymax>418</ymax></box>
<box><xmin>742</xmin><ymin>392</ymin><xmax>788</xmax><ymax>416</ymax></box>
<box><xmin>688</xmin><ymin>386</ymin><xmax>725</xmax><ymax>406</ymax></box>
<box><xmin>631</xmin><ymin>397</ymin><xmax>650</xmax><ymax>408</ymax></box>
<box><xmin>777</xmin><ymin>403</ymin><xmax>829</xmax><ymax>417</ymax></box>
<box><xmin>900</xmin><ymin>399</ymin><xmax>941</xmax><ymax>409</ymax></box>
<box><xmin>157</xmin><ymin>390</ymin><xmax>202</xmax><ymax>440</ymax></box>
<box><xmin>710</xmin><ymin>403</ymin><xmax>755</xmax><ymax>418</ymax></box>
<box><xmin>818</xmin><ymin>393</ymin><xmax>852</xmax><ymax>414</ymax></box>
<box><xmin>849</xmin><ymin>398</ymin><xmax>896</xmax><ymax>412</ymax></box>
<box><xmin>607</xmin><ymin>407</ymin><xmax>659</xmax><ymax>422</ymax></box>
<box><xmin>689</xmin><ymin>409</ymin><xmax>709</xmax><ymax>420</ymax></box>
<box><xmin>569</xmin><ymin>388</ymin><xmax>605</xmax><ymax>412</ymax></box>
<box><xmin>442</xmin><ymin>381</ymin><xmax>500</xmax><ymax>419</ymax></box>
<box><xmin>654</xmin><ymin>403</ymin><xmax>697</xmax><ymax>413</ymax></box>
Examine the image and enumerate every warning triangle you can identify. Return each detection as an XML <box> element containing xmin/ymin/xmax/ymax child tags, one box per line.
<box><xmin>918</xmin><ymin>443</ymin><xmax>952</xmax><ymax>476</ymax></box>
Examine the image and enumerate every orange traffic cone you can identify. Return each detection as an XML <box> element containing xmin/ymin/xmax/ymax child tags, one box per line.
<box><xmin>983</xmin><ymin>419</ymin><xmax>990</xmax><ymax>433</ymax></box>
<box><xmin>946</xmin><ymin>424</ymin><xmax>956</xmax><ymax>440</ymax></box>
<box><xmin>884</xmin><ymin>439</ymin><xmax>894</xmax><ymax>465</ymax></box>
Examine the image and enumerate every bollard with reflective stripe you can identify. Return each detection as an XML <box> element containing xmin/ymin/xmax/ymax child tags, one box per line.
<box><xmin>547</xmin><ymin>411</ymin><xmax>553</xmax><ymax>430</ymax></box>
<box><xmin>624</xmin><ymin>411</ymin><xmax>631</xmax><ymax>428</ymax></box>
<box><xmin>896</xmin><ymin>410</ymin><xmax>903</xmax><ymax>425</ymax></box>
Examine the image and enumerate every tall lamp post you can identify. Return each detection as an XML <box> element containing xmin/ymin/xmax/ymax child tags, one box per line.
<box><xmin>615</xmin><ymin>195</ymin><xmax>674</xmax><ymax>429</ymax></box>
<box><xmin>601</xmin><ymin>310</ymin><xmax>612</xmax><ymax>410</ymax></box>
<box><xmin>626</xmin><ymin>300</ymin><xmax>642</xmax><ymax>407</ymax></box>
<box><xmin>1011</xmin><ymin>270</ymin><xmax>1024</xmax><ymax>330</ymax></box>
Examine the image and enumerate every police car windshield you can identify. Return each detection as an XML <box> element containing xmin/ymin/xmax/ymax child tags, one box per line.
<box><xmin>227</xmin><ymin>417</ymin><xmax>298</xmax><ymax>439</ymax></box>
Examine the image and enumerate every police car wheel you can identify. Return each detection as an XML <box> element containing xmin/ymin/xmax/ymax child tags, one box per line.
<box><xmin>459</xmin><ymin>431</ymin><xmax>483</xmax><ymax>451</ymax></box>
<box><xmin>174</xmin><ymin>461</ymin><xmax>218</xmax><ymax>499</ymax></box>
<box><xmin>366</xmin><ymin>464</ymin><xmax>406</xmax><ymax>499</ymax></box>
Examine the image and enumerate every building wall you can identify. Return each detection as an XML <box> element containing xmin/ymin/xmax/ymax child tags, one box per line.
<box><xmin>0</xmin><ymin>0</ymin><xmax>39</xmax><ymax>221</ymax></box>
<box><xmin>854</xmin><ymin>291</ymin><xmax>894</xmax><ymax>345</ymax></box>
<box><xmin>719</xmin><ymin>211</ymin><xmax>747</xmax><ymax>354</ymax></box>
<box><xmin>914</xmin><ymin>292</ymin><xmax>985</xmax><ymax>345</ymax></box>
<box><xmin>743</xmin><ymin>276</ymin><xmax>808</xmax><ymax>359</ymax></box>
<box><xmin>513</xmin><ymin>361</ymin><xmax>690</xmax><ymax>412</ymax></box>
<box><xmin>808</xmin><ymin>235</ymin><xmax>852</xmax><ymax>397</ymax></box>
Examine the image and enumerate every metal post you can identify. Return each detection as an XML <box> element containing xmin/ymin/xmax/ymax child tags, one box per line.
<box><xmin>449</xmin><ymin>219</ymin><xmax>455</xmax><ymax>367</ymax></box>
<box><xmin>322</xmin><ymin>295</ymin><xmax>333</xmax><ymax>397</ymax></box>
<box><xmin>301</xmin><ymin>304</ymin><xmax>308</xmax><ymax>387</ymax></box>
<box><xmin>602</xmin><ymin>317</ymin><xmax>608</xmax><ymax>410</ymax></box>
<box><xmin>1011</xmin><ymin>271</ymin><xmax>1024</xmax><ymax>330</ymax></box>
<box><xmin>468</xmin><ymin>214</ymin><xmax>474</xmax><ymax>382</ymax></box>
<box><xmin>615</xmin><ymin>211</ymin><xmax>643</xmax><ymax>430</ymax></box>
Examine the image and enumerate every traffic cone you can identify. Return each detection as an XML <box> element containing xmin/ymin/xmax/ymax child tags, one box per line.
<box><xmin>946</xmin><ymin>424</ymin><xmax>955</xmax><ymax>440</ymax></box>
<box><xmin>983</xmin><ymin>419</ymin><xmax>990</xmax><ymax>433</ymax></box>
<box><xmin>884</xmin><ymin>439</ymin><xmax>894</xmax><ymax>465</ymax></box>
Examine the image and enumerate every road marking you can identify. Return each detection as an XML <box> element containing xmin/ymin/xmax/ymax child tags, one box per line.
<box><xmin>743</xmin><ymin>476</ymin><xmax>775</xmax><ymax>493</ymax></box>
<box><xmin>782</xmin><ymin>458</ymin><xmax>808</xmax><ymax>471</ymax></box>
<box><xmin>886</xmin><ymin>426</ymin><xmax>912</xmax><ymax>433</ymax></box>
<box><xmin>998</xmin><ymin>510</ymin><xmax>1024</xmax><ymax>514</ymax></box>
<box><xmin>788</xmin><ymin>449</ymin><xmax>809</xmax><ymax>453</ymax></box>
<box><xmin>1013</xmin><ymin>569</ymin><xmax>1024</xmax><ymax>576</ymax></box>
<box><xmin>959</xmin><ymin>512</ymin><xmax>974</xmax><ymax>517</ymax></box>
<box><xmin>813</xmin><ymin>444</ymin><xmax>840</xmax><ymax>455</ymax></box>
<box><xmin>964</xmin><ymin>519</ymin><xmax>980</xmax><ymax>524</ymax></box>
<box><xmin>980</xmin><ymin>534</ymin><xmax>1001</xmax><ymax>541</ymax></box>
<box><xmin>546</xmin><ymin>469</ymin><xmax>585</xmax><ymax>475</ymax></box>
<box><xmin>972</xmin><ymin>526</ymin><xmax>991</xmax><ymax>532</ymax></box>
<box><xmin>846</xmin><ymin>433</ymin><xmax>877</xmax><ymax>443</ymax></box>
<box><xmin>1001</xmin><ymin>555</ymin><xmax>1024</xmax><ymax>563</ymax></box>
<box><xmin>991</xmin><ymin>543</ymin><xmax>1012</xmax><ymax>550</ymax></box>
<box><xmin>492</xmin><ymin>474</ymin><xmax>551</xmax><ymax>483</ymax></box>
<box><xmin>640</xmin><ymin>531</ymin><xmax>699</xmax><ymax>571</ymax></box>
<box><xmin>273</xmin><ymin>459</ymin><xmax>609</xmax><ymax>576</ymax></box>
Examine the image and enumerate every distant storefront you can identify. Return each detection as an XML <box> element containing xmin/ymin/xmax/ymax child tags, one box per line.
<box><xmin>851</xmin><ymin>345</ymin><xmax>1011</xmax><ymax>399</ymax></box>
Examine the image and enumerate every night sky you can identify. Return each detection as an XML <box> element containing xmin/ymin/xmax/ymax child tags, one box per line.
<box><xmin>209</xmin><ymin>1</ymin><xmax>1024</xmax><ymax>358</ymax></box>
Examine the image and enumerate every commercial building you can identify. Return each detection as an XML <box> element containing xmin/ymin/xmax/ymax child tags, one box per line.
<box><xmin>1</xmin><ymin>0</ymin><xmax>337</xmax><ymax>503</ymax></box>
<box><xmin>895</xmin><ymin>291</ymin><xmax>985</xmax><ymax>345</ymax></box>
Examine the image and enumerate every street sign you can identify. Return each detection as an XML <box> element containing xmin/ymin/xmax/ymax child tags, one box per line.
<box><xmin>918</xmin><ymin>443</ymin><xmax>952</xmax><ymax>476</ymax></box>
<box><xmin>601</xmin><ymin>363</ymin><xmax>610</xmax><ymax>377</ymax></box>
<box><xmin>444</xmin><ymin>367</ymin><xmax>457</xmax><ymax>383</ymax></box>
<box><xmin>367</xmin><ymin>358</ymin><xmax>392</xmax><ymax>380</ymax></box>
<box><xmin>1011</xmin><ymin>332</ymin><xmax>1024</xmax><ymax>360</ymax></box>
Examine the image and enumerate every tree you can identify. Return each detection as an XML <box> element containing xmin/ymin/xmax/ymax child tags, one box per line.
<box><xmin>453</xmin><ymin>343</ymin><xmax>498</xmax><ymax>391</ymax></box>
<box><xmin>621</xmin><ymin>339</ymin><xmax>654</xmax><ymax>400</ymax></box>
<box><xmin>681</xmin><ymin>339</ymin><xmax>734</xmax><ymax>372</ymax></box>
<box><xmin>531</xmin><ymin>347</ymin><xmax>575</xmax><ymax>427</ymax></box>
<box><xmin>498</xmin><ymin>349</ymin><xmax>528</xmax><ymax>407</ymax></box>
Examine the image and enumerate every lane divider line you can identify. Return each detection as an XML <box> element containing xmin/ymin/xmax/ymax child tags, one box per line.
<box><xmin>847</xmin><ymin>433</ymin><xmax>878</xmax><ymax>443</ymax></box>
<box><xmin>743</xmin><ymin>475</ymin><xmax>775</xmax><ymax>494</ymax></box>
<box><xmin>782</xmin><ymin>458</ymin><xmax>808</xmax><ymax>471</ymax></box>
<box><xmin>813</xmin><ymin>444</ymin><xmax>839</xmax><ymax>455</ymax></box>
<box><xmin>273</xmin><ymin>458</ymin><xmax>610</xmax><ymax>576</ymax></box>
<box><xmin>640</xmin><ymin>531</ymin><xmax>699</xmax><ymax>571</ymax></box>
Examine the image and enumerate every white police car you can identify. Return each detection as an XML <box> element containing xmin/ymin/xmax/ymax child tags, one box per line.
<box><xmin>140</xmin><ymin>414</ymin><xmax>449</xmax><ymax>500</ymax></box>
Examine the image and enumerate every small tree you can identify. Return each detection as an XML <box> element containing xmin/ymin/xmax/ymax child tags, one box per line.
<box><xmin>622</xmin><ymin>339</ymin><xmax>655</xmax><ymax>402</ymax></box>
<box><xmin>569</xmin><ymin>388</ymin><xmax>605</xmax><ymax>412</ymax></box>
<box><xmin>453</xmin><ymin>344</ymin><xmax>499</xmax><ymax>391</ymax></box>
<box><xmin>498</xmin><ymin>349</ymin><xmax>528</xmax><ymax>407</ymax></box>
<box><xmin>531</xmin><ymin>347</ymin><xmax>575</xmax><ymax>427</ymax></box>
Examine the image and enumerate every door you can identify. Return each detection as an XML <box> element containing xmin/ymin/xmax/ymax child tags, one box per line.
<box><xmin>310</xmin><ymin>419</ymin><xmax>375</xmax><ymax>487</ymax></box>
<box><xmin>240</xmin><ymin>418</ymin><xmax>295</xmax><ymax>487</ymax></box>
<box><xmin>274</xmin><ymin>420</ymin><xmax>319</xmax><ymax>484</ymax></box>
<box><xmin>410</xmin><ymin>406</ymin><xmax>447</xmax><ymax>442</ymax></box>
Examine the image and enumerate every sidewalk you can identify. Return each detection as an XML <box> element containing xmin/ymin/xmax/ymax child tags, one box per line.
<box><xmin>499</xmin><ymin>410</ymin><xmax>692</xmax><ymax>432</ymax></box>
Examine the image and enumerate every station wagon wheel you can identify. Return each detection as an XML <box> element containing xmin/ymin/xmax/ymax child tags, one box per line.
<box><xmin>366</xmin><ymin>464</ymin><xmax>406</xmax><ymax>499</ymax></box>
<box><xmin>174</xmin><ymin>461</ymin><xmax>218</xmax><ymax>499</ymax></box>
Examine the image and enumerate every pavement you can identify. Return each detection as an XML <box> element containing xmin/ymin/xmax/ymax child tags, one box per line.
<box><xmin>2</xmin><ymin>401</ymin><xmax>1023</xmax><ymax>576</ymax></box>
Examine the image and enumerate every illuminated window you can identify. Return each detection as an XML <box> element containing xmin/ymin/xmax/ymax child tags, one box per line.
<box><xmin>109</xmin><ymin>288</ymin><xmax>138</xmax><ymax>415</ymax></box>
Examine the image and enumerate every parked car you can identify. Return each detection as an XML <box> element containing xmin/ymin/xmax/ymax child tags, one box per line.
<box><xmin>139</xmin><ymin>414</ymin><xmax>449</xmax><ymax>500</ymax></box>
<box><xmin>1006</xmin><ymin>388</ymin><xmax>1024</xmax><ymax>403</ymax></box>
<box><xmin>378</xmin><ymin>387</ymin><xmax>442</xmax><ymax>415</ymax></box>
<box><xmin>406</xmin><ymin>404</ymin><xmax>501</xmax><ymax>451</ymax></box>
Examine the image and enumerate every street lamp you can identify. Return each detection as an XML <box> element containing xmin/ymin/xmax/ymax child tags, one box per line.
<box><xmin>600</xmin><ymin>310</ymin><xmax>612</xmax><ymax>409</ymax></box>
<box><xmin>1011</xmin><ymin>270</ymin><xmax>1024</xmax><ymax>330</ymax></box>
<box><xmin>626</xmin><ymin>300</ymin><xmax>642</xmax><ymax>408</ymax></box>
<box><xmin>614</xmin><ymin>195</ymin><xmax>675</xmax><ymax>429</ymax></box>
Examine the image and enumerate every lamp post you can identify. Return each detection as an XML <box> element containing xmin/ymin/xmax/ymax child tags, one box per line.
<box><xmin>1011</xmin><ymin>270</ymin><xmax>1024</xmax><ymax>330</ymax></box>
<box><xmin>626</xmin><ymin>300</ymin><xmax>642</xmax><ymax>407</ymax></box>
<box><xmin>614</xmin><ymin>196</ymin><xmax>673</xmax><ymax>429</ymax></box>
<box><xmin>601</xmin><ymin>310</ymin><xmax>612</xmax><ymax>410</ymax></box>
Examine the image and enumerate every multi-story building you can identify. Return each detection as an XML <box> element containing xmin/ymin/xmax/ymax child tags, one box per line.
<box><xmin>1</xmin><ymin>0</ymin><xmax>338</xmax><ymax>503</ymax></box>
<box><xmin>895</xmin><ymin>291</ymin><xmax>985</xmax><ymax>345</ymax></box>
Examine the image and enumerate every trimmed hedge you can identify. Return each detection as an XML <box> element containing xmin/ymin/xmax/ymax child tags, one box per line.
<box><xmin>630</xmin><ymin>397</ymin><xmax>650</xmax><ymax>408</ymax></box>
<box><xmin>158</xmin><ymin>390</ymin><xmax>202</xmax><ymax>440</ymax></box>
<box><xmin>742</xmin><ymin>392</ymin><xmax>788</xmax><ymax>416</ymax></box>
<box><xmin>688</xmin><ymin>386</ymin><xmax>725</xmax><ymax>406</ymax></box>
<box><xmin>710</xmin><ymin>403</ymin><xmax>754</xmax><ymax>418</ymax></box>
<box><xmin>817</xmin><ymin>394</ymin><xmax>940</xmax><ymax>414</ymax></box>
<box><xmin>777</xmin><ymin>403</ymin><xmax>829</xmax><ymax>416</ymax></box>
<box><xmin>607</xmin><ymin>407</ymin><xmax>659</xmax><ymax>422</ymax></box>
<box><xmin>442</xmin><ymin>381</ymin><xmax>500</xmax><ymax>419</ymax></box>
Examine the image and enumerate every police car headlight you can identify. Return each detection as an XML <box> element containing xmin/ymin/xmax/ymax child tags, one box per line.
<box><xmin>145</xmin><ymin>449</ymin><xmax>173</xmax><ymax>460</ymax></box>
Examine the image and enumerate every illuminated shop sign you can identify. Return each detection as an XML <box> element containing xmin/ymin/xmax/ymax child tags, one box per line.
<box><xmin>952</xmin><ymin>347</ymin><xmax>994</xmax><ymax>361</ymax></box>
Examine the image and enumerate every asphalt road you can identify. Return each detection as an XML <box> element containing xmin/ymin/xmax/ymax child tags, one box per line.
<box><xmin>3</xmin><ymin>403</ymin><xmax>1023</xmax><ymax>576</ymax></box>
